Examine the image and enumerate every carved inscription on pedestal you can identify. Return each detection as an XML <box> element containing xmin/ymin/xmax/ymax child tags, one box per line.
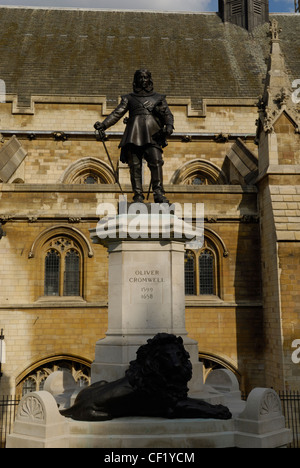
<box><xmin>128</xmin><ymin>266</ymin><xmax>166</xmax><ymax>304</ymax></box>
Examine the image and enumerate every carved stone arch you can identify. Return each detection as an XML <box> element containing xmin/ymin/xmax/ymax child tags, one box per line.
<box><xmin>60</xmin><ymin>157</ymin><xmax>115</xmax><ymax>184</ymax></box>
<box><xmin>11</xmin><ymin>178</ymin><xmax>24</xmax><ymax>184</ymax></box>
<box><xmin>28</xmin><ymin>225</ymin><xmax>94</xmax><ymax>259</ymax></box>
<box><xmin>204</xmin><ymin>227</ymin><xmax>229</xmax><ymax>259</ymax></box>
<box><xmin>198</xmin><ymin>351</ymin><xmax>242</xmax><ymax>385</ymax></box>
<box><xmin>171</xmin><ymin>159</ymin><xmax>228</xmax><ymax>185</ymax></box>
<box><xmin>15</xmin><ymin>353</ymin><xmax>92</xmax><ymax>395</ymax></box>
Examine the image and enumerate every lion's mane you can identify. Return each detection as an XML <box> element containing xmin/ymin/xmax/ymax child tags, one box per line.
<box><xmin>125</xmin><ymin>333</ymin><xmax>193</xmax><ymax>408</ymax></box>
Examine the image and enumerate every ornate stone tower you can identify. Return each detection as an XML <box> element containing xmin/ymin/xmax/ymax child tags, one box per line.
<box><xmin>256</xmin><ymin>19</ymin><xmax>300</xmax><ymax>390</ymax></box>
<box><xmin>219</xmin><ymin>0</ymin><xmax>269</xmax><ymax>31</ymax></box>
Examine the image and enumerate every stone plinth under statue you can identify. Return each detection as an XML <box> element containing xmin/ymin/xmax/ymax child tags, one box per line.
<box><xmin>89</xmin><ymin>208</ymin><xmax>205</xmax><ymax>394</ymax></box>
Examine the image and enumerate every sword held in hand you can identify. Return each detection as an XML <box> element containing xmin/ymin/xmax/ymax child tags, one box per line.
<box><xmin>94</xmin><ymin>122</ymin><xmax>126</xmax><ymax>200</ymax></box>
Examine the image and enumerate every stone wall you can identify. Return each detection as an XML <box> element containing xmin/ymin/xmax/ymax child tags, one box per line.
<box><xmin>0</xmin><ymin>97</ymin><xmax>263</xmax><ymax>396</ymax></box>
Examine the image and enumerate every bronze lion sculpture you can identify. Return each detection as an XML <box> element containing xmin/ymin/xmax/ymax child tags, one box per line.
<box><xmin>60</xmin><ymin>333</ymin><xmax>232</xmax><ymax>421</ymax></box>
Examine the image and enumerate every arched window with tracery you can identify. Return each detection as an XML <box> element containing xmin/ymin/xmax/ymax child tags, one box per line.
<box><xmin>44</xmin><ymin>237</ymin><xmax>82</xmax><ymax>297</ymax></box>
<box><xmin>29</xmin><ymin>225</ymin><xmax>94</xmax><ymax>302</ymax></box>
<box><xmin>171</xmin><ymin>159</ymin><xmax>228</xmax><ymax>186</ymax></box>
<box><xmin>60</xmin><ymin>157</ymin><xmax>115</xmax><ymax>184</ymax></box>
<box><xmin>16</xmin><ymin>358</ymin><xmax>91</xmax><ymax>397</ymax></box>
<box><xmin>185</xmin><ymin>239</ymin><xmax>220</xmax><ymax>297</ymax></box>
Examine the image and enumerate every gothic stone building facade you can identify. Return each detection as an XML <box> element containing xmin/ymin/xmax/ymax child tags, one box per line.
<box><xmin>0</xmin><ymin>4</ymin><xmax>299</xmax><ymax>396</ymax></box>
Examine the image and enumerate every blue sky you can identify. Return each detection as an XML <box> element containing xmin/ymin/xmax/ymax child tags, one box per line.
<box><xmin>0</xmin><ymin>1</ymin><xmax>297</xmax><ymax>13</ymax></box>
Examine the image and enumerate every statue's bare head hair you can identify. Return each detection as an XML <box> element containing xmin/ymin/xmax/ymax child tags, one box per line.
<box><xmin>132</xmin><ymin>68</ymin><xmax>154</xmax><ymax>93</ymax></box>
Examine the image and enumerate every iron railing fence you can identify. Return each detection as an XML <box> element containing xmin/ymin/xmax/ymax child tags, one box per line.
<box><xmin>0</xmin><ymin>395</ymin><xmax>20</xmax><ymax>448</ymax></box>
<box><xmin>0</xmin><ymin>391</ymin><xmax>300</xmax><ymax>448</ymax></box>
<box><xmin>278</xmin><ymin>390</ymin><xmax>300</xmax><ymax>449</ymax></box>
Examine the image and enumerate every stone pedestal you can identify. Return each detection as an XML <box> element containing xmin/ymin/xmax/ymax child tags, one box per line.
<box><xmin>6</xmin><ymin>207</ymin><xmax>293</xmax><ymax>449</ymax></box>
<box><xmin>6</xmin><ymin>386</ymin><xmax>292</xmax><ymax>449</ymax></box>
<box><xmin>89</xmin><ymin>211</ymin><xmax>204</xmax><ymax>393</ymax></box>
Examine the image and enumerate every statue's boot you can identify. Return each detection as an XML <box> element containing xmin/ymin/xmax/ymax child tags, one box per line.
<box><xmin>129</xmin><ymin>158</ymin><xmax>145</xmax><ymax>203</ymax></box>
<box><xmin>149</xmin><ymin>162</ymin><xmax>169</xmax><ymax>204</ymax></box>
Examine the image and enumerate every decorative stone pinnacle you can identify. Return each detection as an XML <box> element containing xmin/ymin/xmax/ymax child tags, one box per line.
<box><xmin>269</xmin><ymin>19</ymin><xmax>282</xmax><ymax>42</ymax></box>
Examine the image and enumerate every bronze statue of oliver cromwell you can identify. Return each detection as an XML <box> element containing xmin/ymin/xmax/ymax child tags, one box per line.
<box><xmin>94</xmin><ymin>69</ymin><xmax>174</xmax><ymax>203</ymax></box>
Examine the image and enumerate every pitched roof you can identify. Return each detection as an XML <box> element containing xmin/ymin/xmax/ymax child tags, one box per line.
<box><xmin>0</xmin><ymin>7</ymin><xmax>299</xmax><ymax>108</ymax></box>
